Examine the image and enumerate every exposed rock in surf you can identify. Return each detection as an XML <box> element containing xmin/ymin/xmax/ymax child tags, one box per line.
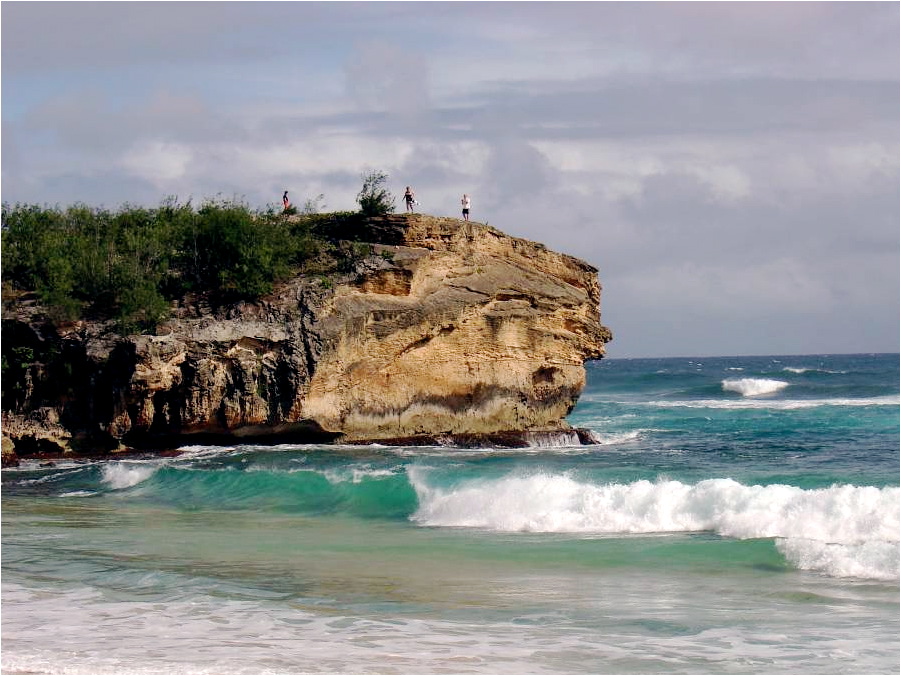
<box><xmin>1</xmin><ymin>434</ymin><xmax>19</xmax><ymax>468</ymax></box>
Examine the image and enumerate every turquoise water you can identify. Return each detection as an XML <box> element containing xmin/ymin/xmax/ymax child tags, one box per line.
<box><xmin>2</xmin><ymin>353</ymin><xmax>898</xmax><ymax>674</ymax></box>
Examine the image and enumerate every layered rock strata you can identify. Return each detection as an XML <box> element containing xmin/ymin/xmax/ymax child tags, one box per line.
<box><xmin>1</xmin><ymin>214</ymin><xmax>611</xmax><ymax>462</ymax></box>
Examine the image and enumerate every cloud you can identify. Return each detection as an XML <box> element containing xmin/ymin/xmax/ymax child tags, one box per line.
<box><xmin>120</xmin><ymin>140</ymin><xmax>193</xmax><ymax>185</ymax></box>
<box><xmin>2</xmin><ymin>1</ymin><xmax>897</xmax><ymax>356</ymax></box>
<box><xmin>481</xmin><ymin>138</ymin><xmax>557</xmax><ymax>209</ymax></box>
<box><xmin>345</xmin><ymin>41</ymin><xmax>430</xmax><ymax>117</ymax></box>
<box><xmin>23</xmin><ymin>88</ymin><xmax>225</xmax><ymax>155</ymax></box>
<box><xmin>1</xmin><ymin>2</ymin><xmax>290</xmax><ymax>74</ymax></box>
<box><xmin>619</xmin><ymin>258</ymin><xmax>836</xmax><ymax>316</ymax></box>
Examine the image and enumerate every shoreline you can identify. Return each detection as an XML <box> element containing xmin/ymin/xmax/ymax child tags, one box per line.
<box><xmin>1</xmin><ymin>427</ymin><xmax>602</xmax><ymax>467</ymax></box>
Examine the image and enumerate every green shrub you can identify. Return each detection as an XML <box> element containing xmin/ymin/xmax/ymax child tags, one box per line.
<box><xmin>0</xmin><ymin>194</ymin><xmax>377</xmax><ymax>332</ymax></box>
<box><xmin>176</xmin><ymin>198</ymin><xmax>291</xmax><ymax>300</ymax></box>
<box><xmin>356</xmin><ymin>170</ymin><xmax>395</xmax><ymax>216</ymax></box>
<box><xmin>2</xmin><ymin>203</ymin><xmax>67</xmax><ymax>293</ymax></box>
<box><xmin>2</xmin><ymin>201</ymin><xmax>265</xmax><ymax>327</ymax></box>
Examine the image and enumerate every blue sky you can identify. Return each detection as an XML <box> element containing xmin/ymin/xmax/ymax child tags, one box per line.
<box><xmin>2</xmin><ymin>1</ymin><xmax>898</xmax><ymax>358</ymax></box>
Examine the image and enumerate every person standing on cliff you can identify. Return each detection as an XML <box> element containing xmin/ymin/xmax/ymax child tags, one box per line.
<box><xmin>404</xmin><ymin>186</ymin><xmax>415</xmax><ymax>213</ymax></box>
<box><xmin>461</xmin><ymin>194</ymin><xmax>471</xmax><ymax>221</ymax></box>
<box><xmin>282</xmin><ymin>191</ymin><xmax>291</xmax><ymax>213</ymax></box>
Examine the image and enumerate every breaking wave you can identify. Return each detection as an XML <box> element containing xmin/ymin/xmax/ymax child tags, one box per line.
<box><xmin>408</xmin><ymin>469</ymin><xmax>900</xmax><ymax>581</ymax></box>
<box><xmin>722</xmin><ymin>378</ymin><xmax>789</xmax><ymax>397</ymax></box>
<box><xmin>100</xmin><ymin>462</ymin><xmax>159</xmax><ymax>490</ymax></box>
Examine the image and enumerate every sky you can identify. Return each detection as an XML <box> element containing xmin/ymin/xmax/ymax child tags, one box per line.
<box><xmin>2</xmin><ymin>1</ymin><xmax>898</xmax><ymax>358</ymax></box>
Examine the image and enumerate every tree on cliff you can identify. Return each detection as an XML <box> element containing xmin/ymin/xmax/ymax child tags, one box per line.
<box><xmin>356</xmin><ymin>170</ymin><xmax>395</xmax><ymax>216</ymax></box>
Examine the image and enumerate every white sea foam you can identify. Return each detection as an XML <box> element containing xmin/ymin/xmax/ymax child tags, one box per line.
<box><xmin>782</xmin><ymin>366</ymin><xmax>846</xmax><ymax>375</ymax></box>
<box><xmin>263</xmin><ymin>463</ymin><xmax>399</xmax><ymax>483</ymax></box>
<box><xmin>525</xmin><ymin>431</ymin><xmax>583</xmax><ymax>448</ymax></box>
<box><xmin>578</xmin><ymin>392</ymin><xmax>899</xmax><ymax>410</ymax></box>
<box><xmin>0</xmin><ymin>582</ymin><xmax>556</xmax><ymax>676</ymax></box>
<box><xmin>645</xmin><ymin>394</ymin><xmax>899</xmax><ymax>410</ymax></box>
<box><xmin>722</xmin><ymin>378</ymin><xmax>789</xmax><ymax>396</ymax></box>
<box><xmin>408</xmin><ymin>470</ymin><xmax>900</xmax><ymax>580</ymax></box>
<box><xmin>175</xmin><ymin>445</ymin><xmax>238</xmax><ymax>459</ymax></box>
<box><xmin>2</xmin><ymin>571</ymin><xmax>898</xmax><ymax>676</ymax></box>
<box><xmin>323</xmin><ymin>467</ymin><xmax>398</xmax><ymax>484</ymax></box>
<box><xmin>100</xmin><ymin>462</ymin><xmax>158</xmax><ymax>490</ymax></box>
<box><xmin>16</xmin><ymin>469</ymin><xmax>85</xmax><ymax>485</ymax></box>
<box><xmin>591</xmin><ymin>430</ymin><xmax>643</xmax><ymax>445</ymax></box>
<box><xmin>776</xmin><ymin>538</ymin><xmax>900</xmax><ymax>581</ymax></box>
<box><xmin>7</xmin><ymin>459</ymin><xmax>98</xmax><ymax>473</ymax></box>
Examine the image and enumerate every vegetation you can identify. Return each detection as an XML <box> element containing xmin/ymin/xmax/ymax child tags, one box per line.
<box><xmin>356</xmin><ymin>170</ymin><xmax>395</xmax><ymax>216</ymax></box>
<box><xmin>302</xmin><ymin>193</ymin><xmax>327</xmax><ymax>215</ymax></box>
<box><xmin>1</xmin><ymin>171</ymin><xmax>406</xmax><ymax>333</ymax></box>
<box><xmin>4</xmin><ymin>200</ymin><xmax>362</xmax><ymax>333</ymax></box>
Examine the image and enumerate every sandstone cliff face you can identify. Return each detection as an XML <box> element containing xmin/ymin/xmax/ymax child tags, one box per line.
<box><xmin>1</xmin><ymin>215</ymin><xmax>611</xmax><ymax>459</ymax></box>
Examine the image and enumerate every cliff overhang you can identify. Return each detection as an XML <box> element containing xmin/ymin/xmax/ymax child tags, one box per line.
<box><xmin>1</xmin><ymin>214</ymin><xmax>611</xmax><ymax>464</ymax></box>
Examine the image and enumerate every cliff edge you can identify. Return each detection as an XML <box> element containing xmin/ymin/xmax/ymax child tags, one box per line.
<box><xmin>1</xmin><ymin>214</ymin><xmax>611</xmax><ymax>462</ymax></box>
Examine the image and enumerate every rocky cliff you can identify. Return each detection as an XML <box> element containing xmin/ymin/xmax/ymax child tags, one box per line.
<box><xmin>1</xmin><ymin>214</ymin><xmax>611</xmax><ymax>464</ymax></box>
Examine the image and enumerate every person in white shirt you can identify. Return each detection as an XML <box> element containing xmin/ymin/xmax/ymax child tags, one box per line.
<box><xmin>461</xmin><ymin>194</ymin><xmax>471</xmax><ymax>221</ymax></box>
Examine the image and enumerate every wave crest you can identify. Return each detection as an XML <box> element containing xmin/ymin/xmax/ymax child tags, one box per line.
<box><xmin>722</xmin><ymin>378</ymin><xmax>789</xmax><ymax>397</ymax></box>
<box><xmin>409</xmin><ymin>470</ymin><xmax>899</xmax><ymax>580</ymax></box>
<box><xmin>100</xmin><ymin>462</ymin><xmax>158</xmax><ymax>490</ymax></box>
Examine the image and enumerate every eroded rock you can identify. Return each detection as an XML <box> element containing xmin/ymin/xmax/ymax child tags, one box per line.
<box><xmin>1</xmin><ymin>215</ymin><xmax>611</xmax><ymax>455</ymax></box>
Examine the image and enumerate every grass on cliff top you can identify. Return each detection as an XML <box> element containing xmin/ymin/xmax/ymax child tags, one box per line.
<box><xmin>1</xmin><ymin>199</ymin><xmax>374</xmax><ymax>333</ymax></box>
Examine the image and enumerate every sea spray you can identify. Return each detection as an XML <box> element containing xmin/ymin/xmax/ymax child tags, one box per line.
<box><xmin>100</xmin><ymin>462</ymin><xmax>158</xmax><ymax>490</ymax></box>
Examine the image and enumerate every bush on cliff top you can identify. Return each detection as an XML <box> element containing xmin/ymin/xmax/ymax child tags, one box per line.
<box><xmin>2</xmin><ymin>167</ymin><xmax>403</xmax><ymax>332</ymax></box>
<box><xmin>356</xmin><ymin>170</ymin><xmax>396</xmax><ymax>217</ymax></box>
<box><xmin>0</xmin><ymin>198</ymin><xmax>356</xmax><ymax>332</ymax></box>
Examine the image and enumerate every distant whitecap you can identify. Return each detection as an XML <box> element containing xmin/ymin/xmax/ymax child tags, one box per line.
<box><xmin>722</xmin><ymin>378</ymin><xmax>789</xmax><ymax>397</ymax></box>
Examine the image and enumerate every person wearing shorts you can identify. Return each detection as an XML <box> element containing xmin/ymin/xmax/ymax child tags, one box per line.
<box><xmin>461</xmin><ymin>194</ymin><xmax>471</xmax><ymax>221</ymax></box>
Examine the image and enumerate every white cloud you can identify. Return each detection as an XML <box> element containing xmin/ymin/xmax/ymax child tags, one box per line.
<box><xmin>120</xmin><ymin>141</ymin><xmax>193</xmax><ymax>185</ymax></box>
<box><xmin>245</xmin><ymin>137</ymin><xmax>414</xmax><ymax>177</ymax></box>
<box><xmin>533</xmin><ymin>138</ymin><xmax>752</xmax><ymax>203</ymax></box>
<box><xmin>687</xmin><ymin>164</ymin><xmax>752</xmax><ymax>203</ymax></box>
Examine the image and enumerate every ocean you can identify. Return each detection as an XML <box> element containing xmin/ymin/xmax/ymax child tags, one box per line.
<box><xmin>2</xmin><ymin>353</ymin><xmax>898</xmax><ymax>674</ymax></box>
